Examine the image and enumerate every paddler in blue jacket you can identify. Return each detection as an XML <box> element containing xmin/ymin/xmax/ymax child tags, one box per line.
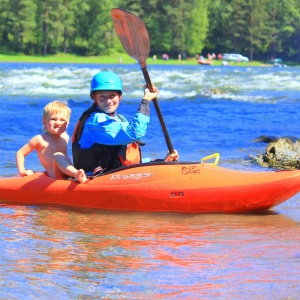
<box><xmin>72</xmin><ymin>71</ymin><xmax>178</xmax><ymax>175</ymax></box>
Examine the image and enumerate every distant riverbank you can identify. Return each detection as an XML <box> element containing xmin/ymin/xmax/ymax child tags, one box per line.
<box><xmin>0</xmin><ymin>53</ymin><xmax>267</xmax><ymax>66</ymax></box>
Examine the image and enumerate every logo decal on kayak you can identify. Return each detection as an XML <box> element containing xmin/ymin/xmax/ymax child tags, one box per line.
<box><xmin>111</xmin><ymin>173</ymin><xmax>154</xmax><ymax>180</ymax></box>
<box><xmin>181</xmin><ymin>166</ymin><xmax>200</xmax><ymax>174</ymax></box>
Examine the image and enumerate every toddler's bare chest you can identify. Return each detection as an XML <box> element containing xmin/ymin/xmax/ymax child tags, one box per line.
<box><xmin>40</xmin><ymin>139</ymin><xmax>66</xmax><ymax>154</ymax></box>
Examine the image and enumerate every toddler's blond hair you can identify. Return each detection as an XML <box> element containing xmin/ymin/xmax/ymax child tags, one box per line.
<box><xmin>42</xmin><ymin>101</ymin><xmax>71</xmax><ymax>132</ymax></box>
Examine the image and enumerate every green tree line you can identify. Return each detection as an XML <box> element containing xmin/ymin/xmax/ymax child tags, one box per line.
<box><xmin>0</xmin><ymin>0</ymin><xmax>299</xmax><ymax>61</ymax></box>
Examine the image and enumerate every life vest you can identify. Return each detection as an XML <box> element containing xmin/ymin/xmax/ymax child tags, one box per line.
<box><xmin>72</xmin><ymin>104</ymin><xmax>142</xmax><ymax>174</ymax></box>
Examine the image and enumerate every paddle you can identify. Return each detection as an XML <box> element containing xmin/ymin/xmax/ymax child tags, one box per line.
<box><xmin>111</xmin><ymin>8</ymin><xmax>175</xmax><ymax>154</ymax></box>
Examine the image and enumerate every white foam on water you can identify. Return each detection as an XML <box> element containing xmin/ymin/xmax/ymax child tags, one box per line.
<box><xmin>0</xmin><ymin>64</ymin><xmax>299</xmax><ymax>103</ymax></box>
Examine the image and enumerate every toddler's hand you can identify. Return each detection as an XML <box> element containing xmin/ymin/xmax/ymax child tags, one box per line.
<box><xmin>20</xmin><ymin>169</ymin><xmax>34</xmax><ymax>177</ymax></box>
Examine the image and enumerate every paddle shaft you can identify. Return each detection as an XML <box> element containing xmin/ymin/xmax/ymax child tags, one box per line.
<box><xmin>140</xmin><ymin>66</ymin><xmax>174</xmax><ymax>154</ymax></box>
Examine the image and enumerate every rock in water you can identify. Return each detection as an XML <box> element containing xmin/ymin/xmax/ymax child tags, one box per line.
<box><xmin>252</xmin><ymin>138</ymin><xmax>300</xmax><ymax>170</ymax></box>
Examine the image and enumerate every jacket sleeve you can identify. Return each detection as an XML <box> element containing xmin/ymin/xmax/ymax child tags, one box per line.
<box><xmin>79</xmin><ymin>100</ymin><xmax>150</xmax><ymax>148</ymax></box>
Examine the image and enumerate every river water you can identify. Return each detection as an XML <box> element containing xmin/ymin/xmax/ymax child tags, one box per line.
<box><xmin>0</xmin><ymin>62</ymin><xmax>299</xmax><ymax>299</ymax></box>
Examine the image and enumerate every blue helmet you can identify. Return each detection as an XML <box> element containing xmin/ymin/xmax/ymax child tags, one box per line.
<box><xmin>90</xmin><ymin>71</ymin><xmax>122</xmax><ymax>94</ymax></box>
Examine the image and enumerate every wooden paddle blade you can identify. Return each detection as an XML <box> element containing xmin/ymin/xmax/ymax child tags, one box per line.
<box><xmin>111</xmin><ymin>8</ymin><xmax>150</xmax><ymax>68</ymax></box>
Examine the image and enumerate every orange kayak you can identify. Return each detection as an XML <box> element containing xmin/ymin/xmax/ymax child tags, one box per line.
<box><xmin>1</xmin><ymin>161</ymin><xmax>300</xmax><ymax>213</ymax></box>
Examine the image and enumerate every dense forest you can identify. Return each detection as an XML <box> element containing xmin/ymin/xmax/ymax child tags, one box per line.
<box><xmin>0</xmin><ymin>0</ymin><xmax>299</xmax><ymax>61</ymax></box>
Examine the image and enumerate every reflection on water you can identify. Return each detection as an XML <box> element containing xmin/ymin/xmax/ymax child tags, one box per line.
<box><xmin>0</xmin><ymin>205</ymin><xmax>299</xmax><ymax>298</ymax></box>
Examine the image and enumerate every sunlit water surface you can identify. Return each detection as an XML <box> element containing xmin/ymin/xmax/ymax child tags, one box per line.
<box><xmin>0</xmin><ymin>62</ymin><xmax>299</xmax><ymax>298</ymax></box>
